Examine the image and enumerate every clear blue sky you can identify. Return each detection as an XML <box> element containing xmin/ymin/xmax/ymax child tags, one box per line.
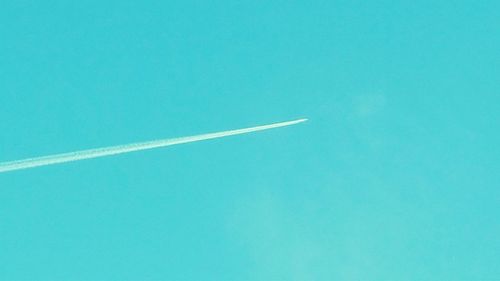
<box><xmin>0</xmin><ymin>0</ymin><xmax>498</xmax><ymax>280</ymax></box>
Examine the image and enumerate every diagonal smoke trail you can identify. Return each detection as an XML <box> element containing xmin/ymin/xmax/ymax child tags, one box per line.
<box><xmin>0</xmin><ymin>118</ymin><xmax>307</xmax><ymax>173</ymax></box>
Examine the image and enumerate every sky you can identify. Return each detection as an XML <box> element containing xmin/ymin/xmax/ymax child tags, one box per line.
<box><xmin>0</xmin><ymin>0</ymin><xmax>499</xmax><ymax>280</ymax></box>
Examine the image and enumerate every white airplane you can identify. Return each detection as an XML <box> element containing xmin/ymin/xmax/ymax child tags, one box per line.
<box><xmin>0</xmin><ymin>118</ymin><xmax>307</xmax><ymax>173</ymax></box>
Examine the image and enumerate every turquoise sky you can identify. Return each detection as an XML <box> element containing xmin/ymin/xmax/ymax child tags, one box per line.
<box><xmin>0</xmin><ymin>1</ymin><xmax>499</xmax><ymax>280</ymax></box>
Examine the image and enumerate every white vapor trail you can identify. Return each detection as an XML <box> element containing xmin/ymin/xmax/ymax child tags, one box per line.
<box><xmin>0</xmin><ymin>118</ymin><xmax>307</xmax><ymax>173</ymax></box>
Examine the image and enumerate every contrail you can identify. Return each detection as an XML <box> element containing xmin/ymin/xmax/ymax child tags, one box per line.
<box><xmin>0</xmin><ymin>118</ymin><xmax>307</xmax><ymax>173</ymax></box>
